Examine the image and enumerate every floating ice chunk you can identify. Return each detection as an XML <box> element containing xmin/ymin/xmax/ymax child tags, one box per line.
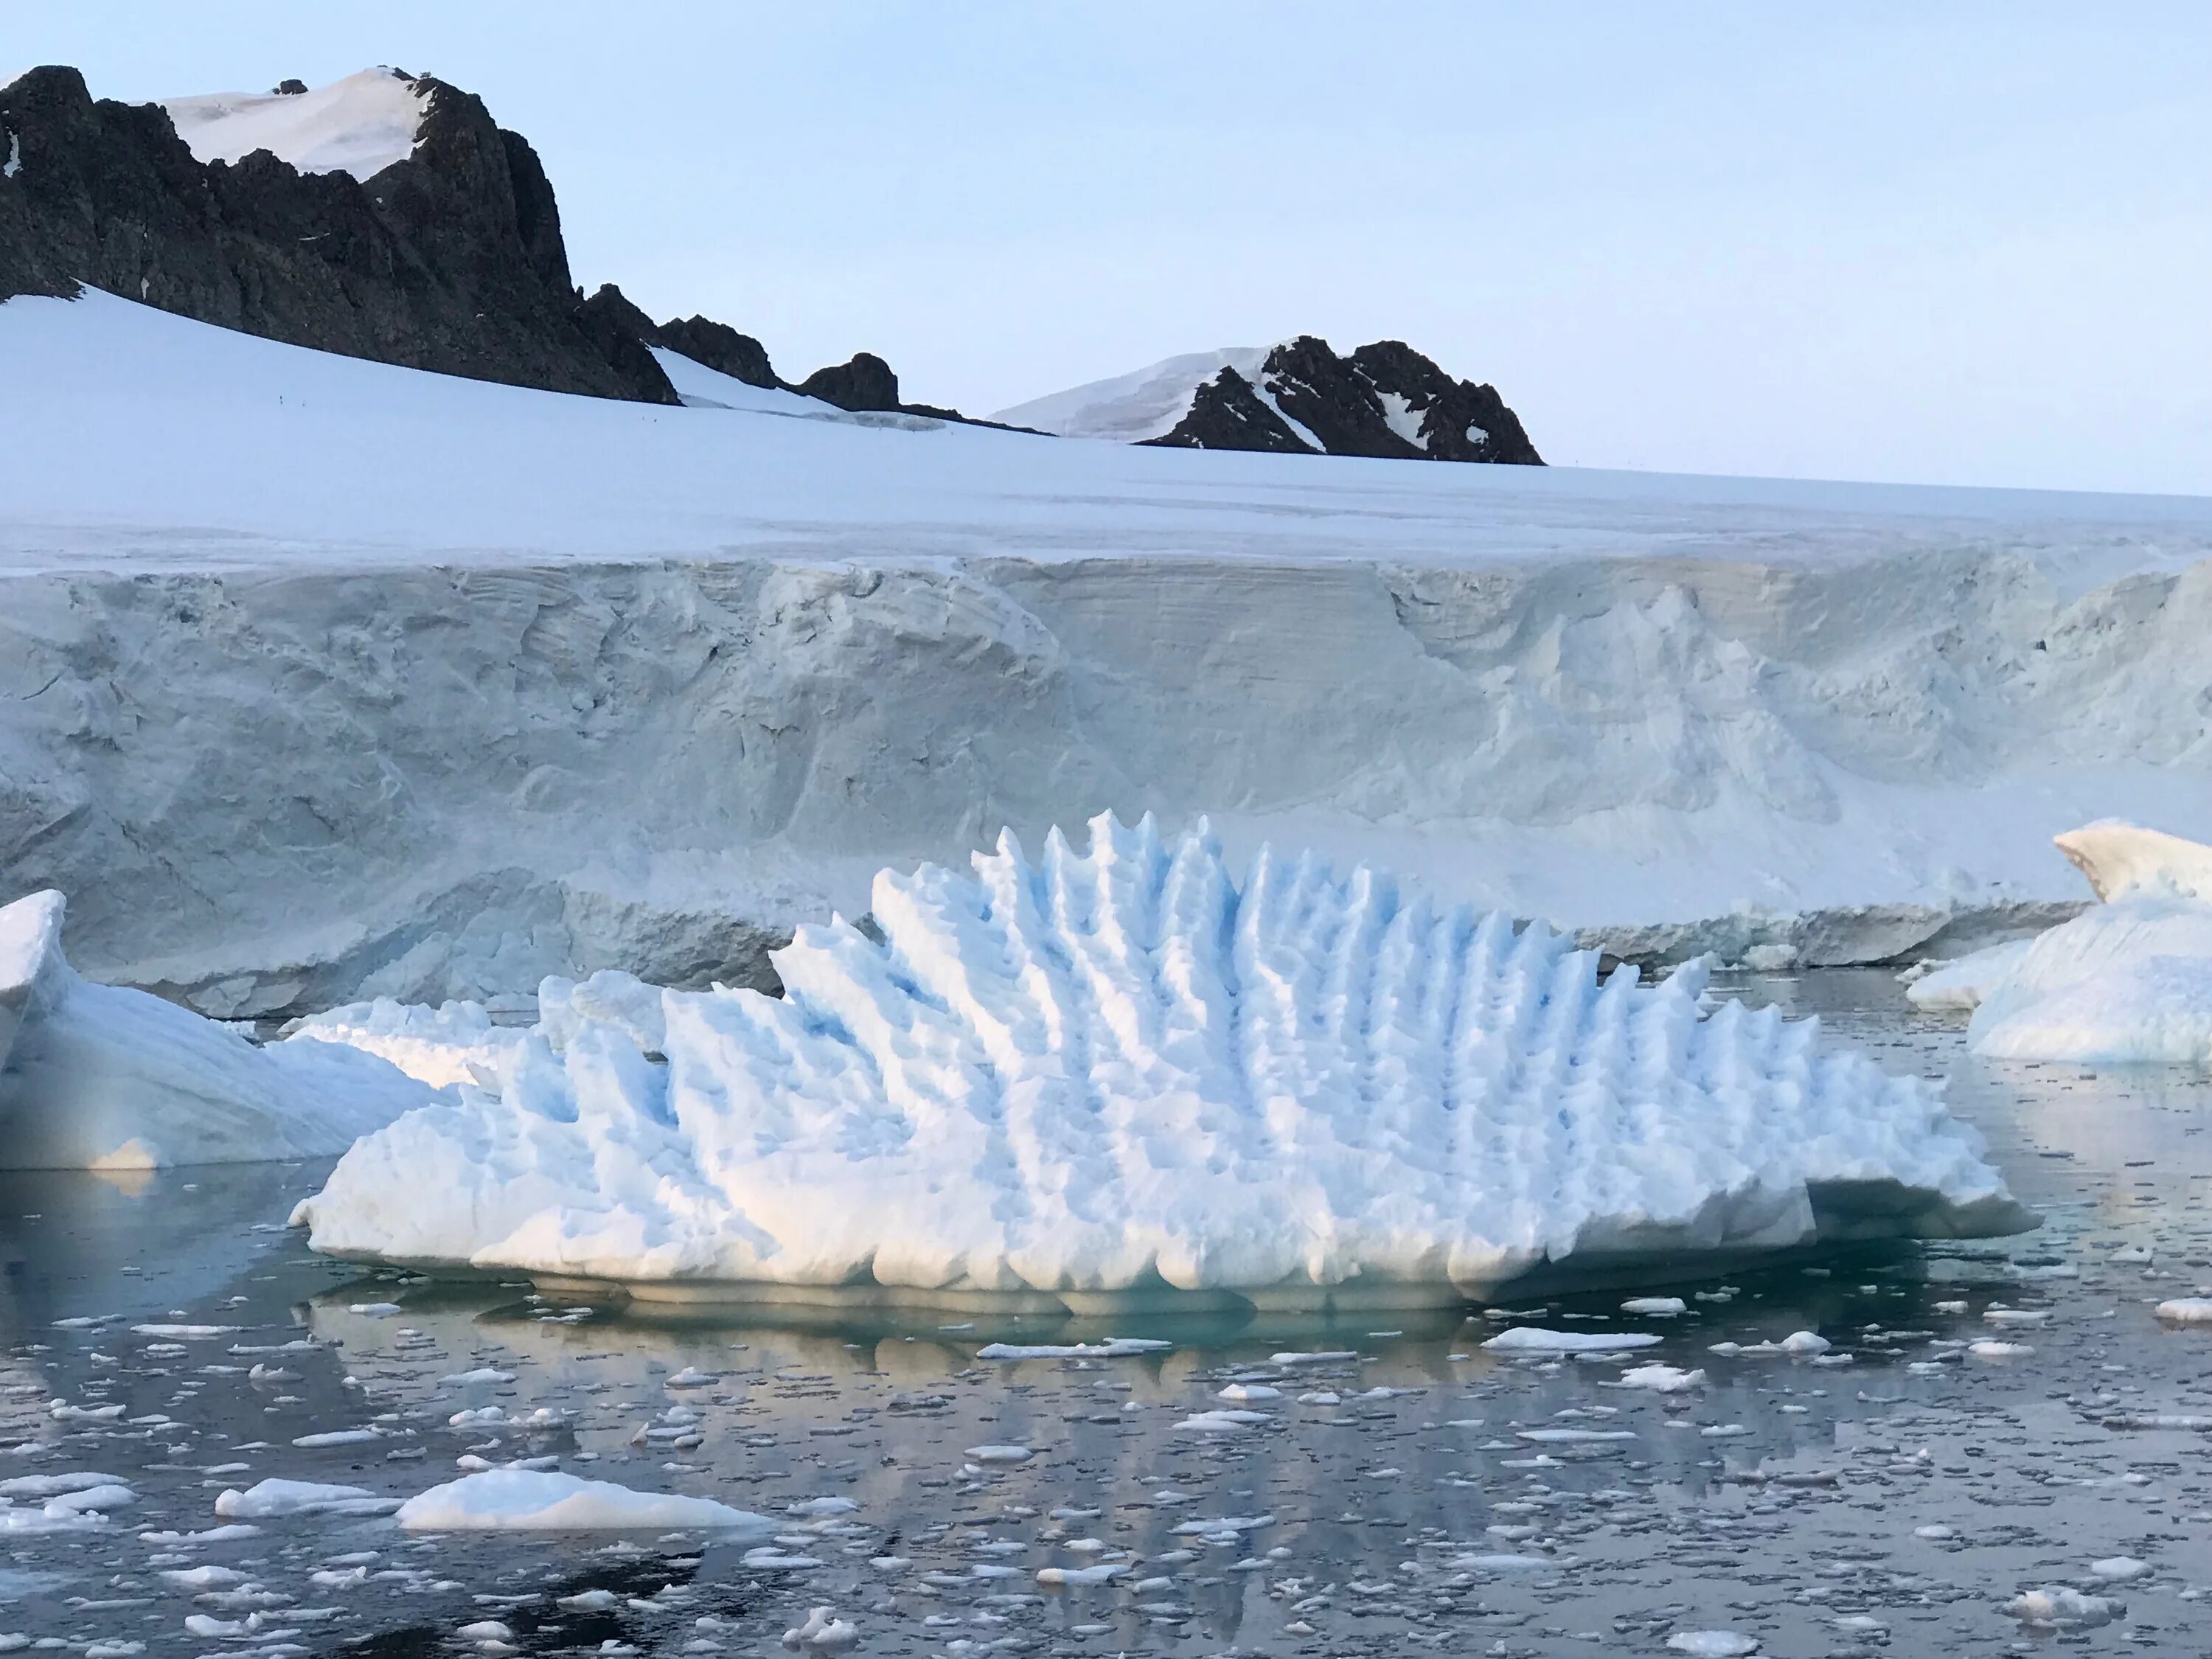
<box><xmin>0</xmin><ymin>1472</ymin><xmax>130</xmax><ymax>1500</ymax></box>
<box><xmin>1037</xmin><ymin>1563</ymin><xmax>1124</xmax><ymax>1586</ymax></box>
<box><xmin>1611</xmin><ymin>1363</ymin><xmax>1706</xmax><ymax>1393</ymax></box>
<box><xmin>1483</xmin><ymin>1328</ymin><xmax>1663</xmax><ymax>1355</ymax></box>
<box><xmin>2154</xmin><ymin>1297</ymin><xmax>2212</xmax><ymax>1324</ymax></box>
<box><xmin>2003</xmin><ymin>1586</ymin><xmax>2121</xmax><ymax>1628</ymax></box>
<box><xmin>745</xmin><ymin>1548</ymin><xmax>825</xmax><ymax>1570</ymax></box>
<box><xmin>1666</xmin><ymin>1635</ymin><xmax>1759</xmax><ymax>1658</ymax></box>
<box><xmin>963</xmin><ymin>1444</ymin><xmax>1034</xmax><ymax>1464</ymax></box>
<box><xmin>1969</xmin><ymin>1340</ymin><xmax>2034</xmax><ymax>1357</ymax></box>
<box><xmin>1621</xmin><ymin>1296</ymin><xmax>1686</xmax><ymax>1315</ymax></box>
<box><xmin>1270</xmin><ymin>1351</ymin><xmax>1359</xmax><ymax>1366</ymax></box>
<box><xmin>2089</xmin><ymin>1556</ymin><xmax>2152</xmax><ymax>1581</ymax></box>
<box><xmin>1175</xmin><ymin>1410</ymin><xmax>1270</xmax><ymax>1433</ymax></box>
<box><xmin>293</xmin><ymin>1427</ymin><xmax>383</xmax><ymax>1447</ymax></box>
<box><xmin>782</xmin><ymin>1606</ymin><xmax>858</xmax><ymax>1649</ymax></box>
<box><xmin>394</xmin><ymin>1469</ymin><xmax>769</xmax><ymax>1532</ymax></box>
<box><xmin>0</xmin><ymin>889</ymin><xmax>438</xmax><ymax>1169</ymax></box>
<box><xmin>1217</xmin><ymin>1383</ymin><xmax>1280</xmax><ymax>1402</ymax></box>
<box><xmin>295</xmin><ymin>818</ymin><xmax>2027</xmax><ymax>1299</ymax></box>
<box><xmin>131</xmin><ymin>1323</ymin><xmax>238</xmax><ymax>1338</ymax></box>
<box><xmin>438</xmin><ymin>1368</ymin><xmax>516</xmax><ymax>1385</ymax></box>
<box><xmin>1707</xmin><ymin>1330</ymin><xmax>1829</xmax><ymax>1357</ymax></box>
<box><xmin>215</xmin><ymin>1478</ymin><xmax>397</xmax><ymax>1518</ymax></box>
<box><xmin>977</xmin><ymin>1340</ymin><xmax>1172</xmax><ymax>1360</ymax></box>
<box><xmin>1517</xmin><ymin>1427</ymin><xmax>1635</xmax><ymax>1444</ymax></box>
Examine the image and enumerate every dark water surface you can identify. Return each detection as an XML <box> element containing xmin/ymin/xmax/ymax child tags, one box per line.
<box><xmin>3</xmin><ymin>969</ymin><xmax>2209</xmax><ymax>1656</ymax></box>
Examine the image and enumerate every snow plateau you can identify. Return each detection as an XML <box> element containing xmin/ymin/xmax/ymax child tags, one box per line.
<box><xmin>296</xmin><ymin>815</ymin><xmax>2028</xmax><ymax>1307</ymax></box>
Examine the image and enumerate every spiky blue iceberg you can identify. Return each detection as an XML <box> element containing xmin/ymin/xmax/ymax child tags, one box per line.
<box><xmin>298</xmin><ymin>814</ymin><xmax>2028</xmax><ymax>1306</ymax></box>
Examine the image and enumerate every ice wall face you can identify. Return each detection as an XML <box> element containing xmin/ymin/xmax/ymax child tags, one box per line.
<box><xmin>296</xmin><ymin>815</ymin><xmax>2027</xmax><ymax>1305</ymax></box>
<box><xmin>4</xmin><ymin>541</ymin><xmax>2209</xmax><ymax>1015</ymax></box>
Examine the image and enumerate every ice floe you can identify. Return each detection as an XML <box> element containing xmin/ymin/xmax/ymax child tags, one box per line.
<box><xmin>0</xmin><ymin>890</ymin><xmax>439</xmax><ymax>1167</ymax></box>
<box><xmin>293</xmin><ymin>816</ymin><xmax>2026</xmax><ymax>1306</ymax></box>
<box><xmin>1912</xmin><ymin>820</ymin><xmax>2212</xmax><ymax>1062</ymax></box>
<box><xmin>392</xmin><ymin>1469</ymin><xmax>769</xmax><ymax>1532</ymax></box>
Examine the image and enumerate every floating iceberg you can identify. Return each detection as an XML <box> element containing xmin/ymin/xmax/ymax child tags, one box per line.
<box><xmin>295</xmin><ymin>815</ymin><xmax>2028</xmax><ymax>1307</ymax></box>
<box><xmin>1910</xmin><ymin>821</ymin><xmax>2212</xmax><ymax>1062</ymax></box>
<box><xmin>0</xmin><ymin>889</ymin><xmax>437</xmax><ymax>1168</ymax></box>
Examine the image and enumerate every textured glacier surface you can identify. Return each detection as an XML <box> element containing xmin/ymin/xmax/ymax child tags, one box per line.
<box><xmin>297</xmin><ymin>816</ymin><xmax>2028</xmax><ymax>1307</ymax></box>
<box><xmin>0</xmin><ymin>889</ymin><xmax>437</xmax><ymax>1169</ymax></box>
<box><xmin>1914</xmin><ymin>821</ymin><xmax>2212</xmax><ymax>1063</ymax></box>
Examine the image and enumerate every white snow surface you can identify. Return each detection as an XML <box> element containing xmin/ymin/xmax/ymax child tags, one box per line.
<box><xmin>295</xmin><ymin>815</ymin><xmax>2025</xmax><ymax>1304</ymax></box>
<box><xmin>1913</xmin><ymin>821</ymin><xmax>2212</xmax><ymax>1062</ymax></box>
<box><xmin>159</xmin><ymin>69</ymin><xmax>428</xmax><ymax>179</ymax></box>
<box><xmin>991</xmin><ymin>347</ymin><xmax>1272</xmax><ymax>440</ymax></box>
<box><xmin>392</xmin><ymin>1469</ymin><xmax>768</xmax><ymax>1532</ymax></box>
<box><xmin>0</xmin><ymin>890</ymin><xmax>440</xmax><ymax>1169</ymax></box>
<box><xmin>6</xmin><ymin>291</ymin><xmax>2212</xmax><ymax>1014</ymax></box>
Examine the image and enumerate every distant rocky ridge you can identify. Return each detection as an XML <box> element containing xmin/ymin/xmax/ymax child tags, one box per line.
<box><xmin>1146</xmin><ymin>335</ymin><xmax>1542</xmax><ymax>464</ymax></box>
<box><xmin>1</xmin><ymin>65</ymin><xmax>1534</xmax><ymax>455</ymax></box>
<box><xmin>0</xmin><ymin>64</ymin><xmax>999</xmax><ymax>421</ymax></box>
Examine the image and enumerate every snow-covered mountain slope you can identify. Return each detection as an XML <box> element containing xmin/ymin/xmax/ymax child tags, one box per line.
<box><xmin>295</xmin><ymin>815</ymin><xmax>2026</xmax><ymax>1304</ymax></box>
<box><xmin>650</xmin><ymin>347</ymin><xmax>850</xmax><ymax>418</ymax></box>
<box><xmin>992</xmin><ymin>347</ymin><xmax>1270</xmax><ymax>441</ymax></box>
<box><xmin>159</xmin><ymin>68</ymin><xmax>428</xmax><ymax>178</ymax></box>
<box><xmin>4</xmin><ymin>288</ymin><xmax>2212</xmax><ymax>1015</ymax></box>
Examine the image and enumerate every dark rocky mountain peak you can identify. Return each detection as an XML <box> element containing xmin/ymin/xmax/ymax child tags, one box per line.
<box><xmin>1144</xmin><ymin>334</ymin><xmax>1540</xmax><ymax>465</ymax></box>
<box><xmin>0</xmin><ymin>63</ymin><xmax>677</xmax><ymax>403</ymax></box>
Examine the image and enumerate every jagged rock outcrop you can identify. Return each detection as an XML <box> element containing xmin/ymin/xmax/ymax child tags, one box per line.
<box><xmin>654</xmin><ymin>313</ymin><xmax>777</xmax><ymax>389</ymax></box>
<box><xmin>0</xmin><ymin>65</ymin><xmax>675</xmax><ymax>403</ymax></box>
<box><xmin>1145</xmin><ymin>335</ymin><xmax>1540</xmax><ymax>464</ymax></box>
<box><xmin>795</xmin><ymin>351</ymin><xmax>902</xmax><ymax>413</ymax></box>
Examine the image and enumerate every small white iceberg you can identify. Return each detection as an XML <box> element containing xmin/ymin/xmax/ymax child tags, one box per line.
<box><xmin>0</xmin><ymin>890</ymin><xmax>439</xmax><ymax>1169</ymax></box>
<box><xmin>393</xmin><ymin>1468</ymin><xmax>768</xmax><ymax>1533</ymax></box>
<box><xmin>1910</xmin><ymin>821</ymin><xmax>2212</xmax><ymax>1062</ymax></box>
<box><xmin>293</xmin><ymin>816</ymin><xmax>2028</xmax><ymax>1305</ymax></box>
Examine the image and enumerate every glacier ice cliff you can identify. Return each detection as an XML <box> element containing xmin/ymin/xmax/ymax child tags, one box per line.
<box><xmin>296</xmin><ymin>815</ymin><xmax>2030</xmax><ymax>1308</ymax></box>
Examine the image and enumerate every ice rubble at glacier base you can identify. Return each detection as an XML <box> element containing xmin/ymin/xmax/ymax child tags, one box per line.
<box><xmin>291</xmin><ymin>813</ymin><xmax>2028</xmax><ymax>1310</ymax></box>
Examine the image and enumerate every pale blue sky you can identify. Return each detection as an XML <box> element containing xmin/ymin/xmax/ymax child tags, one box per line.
<box><xmin>12</xmin><ymin>3</ymin><xmax>2209</xmax><ymax>493</ymax></box>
